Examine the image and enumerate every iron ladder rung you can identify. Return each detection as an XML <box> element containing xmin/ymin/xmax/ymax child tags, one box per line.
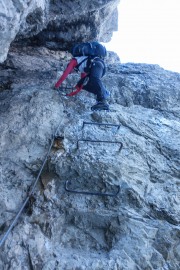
<box><xmin>65</xmin><ymin>180</ymin><xmax>120</xmax><ymax>197</ymax></box>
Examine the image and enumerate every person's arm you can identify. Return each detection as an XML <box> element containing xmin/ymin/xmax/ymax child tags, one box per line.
<box><xmin>67</xmin><ymin>73</ymin><xmax>88</xmax><ymax>96</ymax></box>
<box><xmin>67</xmin><ymin>85</ymin><xmax>83</xmax><ymax>96</ymax></box>
<box><xmin>54</xmin><ymin>58</ymin><xmax>77</xmax><ymax>88</ymax></box>
<box><xmin>81</xmin><ymin>72</ymin><xmax>87</xmax><ymax>79</ymax></box>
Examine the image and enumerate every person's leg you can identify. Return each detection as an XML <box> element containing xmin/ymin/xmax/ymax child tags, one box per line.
<box><xmin>84</xmin><ymin>78</ymin><xmax>110</xmax><ymax>110</ymax></box>
<box><xmin>83</xmin><ymin>61</ymin><xmax>109</xmax><ymax>102</ymax></box>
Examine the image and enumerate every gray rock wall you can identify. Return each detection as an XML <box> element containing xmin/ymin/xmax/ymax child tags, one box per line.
<box><xmin>0</xmin><ymin>0</ymin><xmax>49</xmax><ymax>62</ymax></box>
<box><xmin>0</xmin><ymin>47</ymin><xmax>179</xmax><ymax>269</ymax></box>
<box><xmin>0</xmin><ymin>0</ymin><xmax>120</xmax><ymax>62</ymax></box>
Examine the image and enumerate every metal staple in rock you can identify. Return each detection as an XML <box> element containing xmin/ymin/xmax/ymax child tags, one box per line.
<box><xmin>0</xmin><ymin>98</ymin><xmax>123</xmax><ymax>247</ymax></box>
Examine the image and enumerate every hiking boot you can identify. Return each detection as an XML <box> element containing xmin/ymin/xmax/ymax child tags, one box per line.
<box><xmin>99</xmin><ymin>89</ymin><xmax>110</xmax><ymax>101</ymax></box>
<box><xmin>91</xmin><ymin>101</ymin><xmax>109</xmax><ymax>111</ymax></box>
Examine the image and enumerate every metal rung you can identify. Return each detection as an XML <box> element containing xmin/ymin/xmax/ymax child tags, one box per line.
<box><xmin>82</xmin><ymin>121</ymin><xmax>120</xmax><ymax>130</ymax></box>
<box><xmin>77</xmin><ymin>139</ymin><xmax>123</xmax><ymax>151</ymax></box>
<box><xmin>65</xmin><ymin>180</ymin><xmax>120</xmax><ymax>197</ymax></box>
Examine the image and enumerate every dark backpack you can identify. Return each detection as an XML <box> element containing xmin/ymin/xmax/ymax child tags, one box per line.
<box><xmin>71</xmin><ymin>42</ymin><xmax>107</xmax><ymax>59</ymax></box>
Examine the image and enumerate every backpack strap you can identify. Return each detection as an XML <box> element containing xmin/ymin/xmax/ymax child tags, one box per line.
<box><xmin>74</xmin><ymin>57</ymin><xmax>88</xmax><ymax>72</ymax></box>
<box><xmin>89</xmin><ymin>57</ymin><xmax>106</xmax><ymax>77</ymax></box>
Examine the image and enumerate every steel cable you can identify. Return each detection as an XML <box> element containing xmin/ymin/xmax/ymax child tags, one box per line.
<box><xmin>0</xmin><ymin>97</ymin><xmax>65</xmax><ymax>248</ymax></box>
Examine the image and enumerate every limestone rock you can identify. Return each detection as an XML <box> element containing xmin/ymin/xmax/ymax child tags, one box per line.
<box><xmin>0</xmin><ymin>47</ymin><xmax>180</xmax><ymax>269</ymax></box>
<box><xmin>0</xmin><ymin>0</ymin><xmax>49</xmax><ymax>63</ymax></box>
<box><xmin>0</xmin><ymin>0</ymin><xmax>120</xmax><ymax>62</ymax></box>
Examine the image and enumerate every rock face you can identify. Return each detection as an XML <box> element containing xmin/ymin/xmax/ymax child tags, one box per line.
<box><xmin>0</xmin><ymin>47</ymin><xmax>180</xmax><ymax>269</ymax></box>
<box><xmin>0</xmin><ymin>0</ymin><xmax>48</xmax><ymax>63</ymax></box>
<box><xmin>0</xmin><ymin>0</ymin><xmax>119</xmax><ymax>62</ymax></box>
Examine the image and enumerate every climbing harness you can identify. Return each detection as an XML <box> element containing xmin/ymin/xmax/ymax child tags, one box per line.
<box><xmin>65</xmin><ymin>121</ymin><xmax>123</xmax><ymax>197</ymax></box>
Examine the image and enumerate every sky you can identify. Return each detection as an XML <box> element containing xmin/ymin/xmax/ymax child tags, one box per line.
<box><xmin>105</xmin><ymin>0</ymin><xmax>180</xmax><ymax>73</ymax></box>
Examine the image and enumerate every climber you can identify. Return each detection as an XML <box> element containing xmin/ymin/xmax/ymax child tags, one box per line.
<box><xmin>54</xmin><ymin>42</ymin><xmax>110</xmax><ymax>111</ymax></box>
